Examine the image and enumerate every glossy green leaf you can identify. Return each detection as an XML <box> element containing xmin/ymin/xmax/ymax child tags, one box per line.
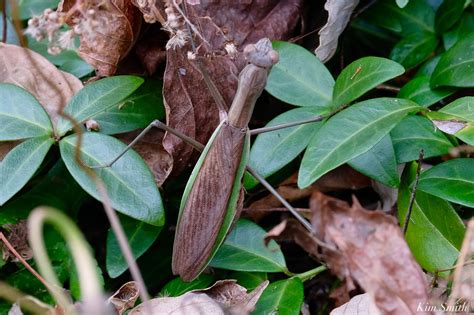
<box><xmin>348</xmin><ymin>135</ymin><xmax>399</xmax><ymax>187</ymax></box>
<box><xmin>398</xmin><ymin>76</ymin><xmax>456</xmax><ymax>107</ymax></box>
<box><xmin>266</xmin><ymin>41</ymin><xmax>334</xmax><ymax>109</ymax></box>
<box><xmin>390</xmin><ymin>33</ymin><xmax>438</xmax><ymax>69</ymax></box>
<box><xmin>333</xmin><ymin>57</ymin><xmax>405</xmax><ymax>106</ymax></box>
<box><xmin>435</xmin><ymin>0</ymin><xmax>466</xmax><ymax>33</ymax></box>
<box><xmin>298</xmin><ymin>98</ymin><xmax>421</xmax><ymax>188</ymax></box>
<box><xmin>390</xmin><ymin>115</ymin><xmax>453</xmax><ymax>163</ymax></box>
<box><xmin>209</xmin><ymin>219</ymin><xmax>287</xmax><ymax>272</ymax></box>
<box><xmin>56</xmin><ymin>76</ymin><xmax>144</xmax><ymax>135</ymax></box>
<box><xmin>59</xmin><ymin>132</ymin><xmax>164</xmax><ymax>225</ymax></box>
<box><xmin>443</xmin><ymin>11</ymin><xmax>474</xmax><ymax>50</ymax></box>
<box><xmin>417</xmin><ymin>159</ymin><xmax>474</xmax><ymax>208</ymax></box>
<box><xmin>12</xmin><ymin>0</ymin><xmax>60</xmax><ymax>19</ymax></box>
<box><xmin>431</xmin><ymin>34</ymin><xmax>474</xmax><ymax>88</ymax></box>
<box><xmin>0</xmin><ymin>161</ymin><xmax>87</xmax><ymax>225</ymax></box>
<box><xmin>27</xmin><ymin>39</ymin><xmax>94</xmax><ymax>78</ymax></box>
<box><xmin>229</xmin><ymin>271</ymin><xmax>268</xmax><ymax>291</ymax></box>
<box><xmin>415</xmin><ymin>55</ymin><xmax>441</xmax><ymax>78</ymax></box>
<box><xmin>0</xmin><ymin>136</ymin><xmax>53</xmax><ymax>205</ymax></box>
<box><xmin>248</xmin><ymin>107</ymin><xmax>323</xmax><ymax>186</ymax></box>
<box><xmin>160</xmin><ymin>274</ymin><xmax>214</xmax><ymax>297</ymax></box>
<box><xmin>93</xmin><ymin>80</ymin><xmax>165</xmax><ymax>135</ymax></box>
<box><xmin>439</xmin><ymin>96</ymin><xmax>474</xmax><ymax>122</ymax></box>
<box><xmin>398</xmin><ymin>162</ymin><xmax>464</xmax><ymax>273</ymax></box>
<box><xmin>0</xmin><ymin>84</ymin><xmax>53</xmax><ymax>140</ymax></box>
<box><xmin>253</xmin><ymin>278</ymin><xmax>304</xmax><ymax>315</ymax></box>
<box><xmin>106</xmin><ymin>215</ymin><xmax>161</xmax><ymax>278</ymax></box>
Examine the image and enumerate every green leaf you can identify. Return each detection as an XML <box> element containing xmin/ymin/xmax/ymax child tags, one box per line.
<box><xmin>398</xmin><ymin>162</ymin><xmax>464</xmax><ymax>273</ymax></box>
<box><xmin>160</xmin><ymin>274</ymin><xmax>214</xmax><ymax>297</ymax></box>
<box><xmin>106</xmin><ymin>215</ymin><xmax>161</xmax><ymax>278</ymax></box>
<box><xmin>390</xmin><ymin>115</ymin><xmax>453</xmax><ymax>163</ymax></box>
<box><xmin>417</xmin><ymin>159</ymin><xmax>474</xmax><ymax>208</ymax></box>
<box><xmin>439</xmin><ymin>96</ymin><xmax>474</xmax><ymax>122</ymax></box>
<box><xmin>59</xmin><ymin>132</ymin><xmax>164</xmax><ymax>225</ymax></box>
<box><xmin>0</xmin><ymin>136</ymin><xmax>53</xmax><ymax>206</ymax></box>
<box><xmin>348</xmin><ymin>135</ymin><xmax>400</xmax><ymax>187</ymax></box>
<box><xmin>265</xmin><ymin>41</ymin><xmax>334</xmax><ymax>109</ymax></box>
<box><xmin>12</xmin><ymin>0</ymin><xmax>60</xmax><ymax>20</ymax></box>
<box><xmin>443</xmin><ymin>11</ymin><xmax>474</xmax><ymax>50</ymax></box>
<box><xmin>390</xmin><ymin>33</ymin><xmax>438</xmax><ymax>69</ymax></box>
<box><xmin>56</xmin><ymin>76</ymin><xmax>144</xmax><ymax>135</ymax></box>
<box><xmin>435</xmin><ymin>0</ymin><xmax>466</xmax><ymax>33</ymax></box>
<box><xmin>27</xmin><ymin>39</ymin><xmax>94</xmax><ymax>78</ymax></box>
<box><xmin>253</xmin><ymin>278</ymin><xmax>304</xmax><ymax>315</ymax></box>
<box><xmin>415</xmin><ymin>55</ymin><xmax>441</xmax><ymax>78</ymax></box>
<box><xmin>209</xmin><ymin>219</ymin><xmax>287</xmax><ymax>272</ymax></box>
<box><xmin>398</xmin><ymin>76</ymin><xmax>456</xmax><ymax>107</ymax></box>
<box><xmin>431</xmin><ymin>34</ymin><xmax>474</xmax><ymax>88</ymax></box>
<box><xmin>298</xmin><ymin>98</ymin><xmax>421</xmax><ymax>188</ymax></box>
<box><xmin>0</xmin><ymin>161</ymin><xmax>87</xmax><ymax>225</ymax></box>
<box><xmin>0</xmin><ymin>84</ymin><xmax>53</xmax><ymax>140</ymax></box>
<box><xmin>93</xmin><ymin>80</ymin><xmax>165</xmax><ymax>135</ymax></box>
<box><xmin>332</xmin><ymin>57</ymin><xmax>405</xmax><ymax>106</ymax></box>
<box><xmin>248</xmin><ymin>108</ymin><xmax>323</xmax><ymax>186</ymax></box>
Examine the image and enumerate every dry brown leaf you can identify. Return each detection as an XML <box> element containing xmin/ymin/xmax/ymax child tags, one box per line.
<box><xmin>59</xmin><ymin>0</ymin><xmax>142</xmax><ymax>77</ymax></box>
<box><xmin>0</xmin><ymin>43</ymin><xmax>83</xmax><ymax>126</ymax></box>
<box><xmin>315</xmin><ymin>0</ymin><xmax>360</xmax><ymax>62</ymax></box>
<box><xmin>330</xmin><ymin>293</ymin><xmax>382</xmax><ymax>315</ymax></box>
<box><xmin>107</xmin><ymin>281</ymin><xmax>139</xmax><ymax>315</ymax></box>
<box><xmin>1</xmin><ymin>220</ymin><xmax>32</xmax><ymax>262</ymax></box>
<box><xmin>129</xmin><ymin>280</ymin><xmax>268</xmax><ymax>315</ymax></box>
<box><xmin>310</xmin><ymin>192</ymin><xmax>432</xmax><ymax>315</ymax></box>
<box><xmin>142</xmin><ymin>1</ymin><xmax>305</xmax><ymax>177</ymax></box>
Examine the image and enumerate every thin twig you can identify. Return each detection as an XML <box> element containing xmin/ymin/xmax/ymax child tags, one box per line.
<box><xmin>0</xmin><ymin>233</ymin><xmax>51</xmax><ymax>290</ymax></box>
<box><xmin>376</xmin><ymin>84</ymin><xmax>401</xmax><ymax>93</ymax></box>
<box><xmin>402</xmin><ymin>149</ymin><xmax>424</xmax><ymax>234</ymax></box>
<box><xmin>1</xmin><ymin>0</ymin><xmax>7</xmax><ymax>43</ymax></box>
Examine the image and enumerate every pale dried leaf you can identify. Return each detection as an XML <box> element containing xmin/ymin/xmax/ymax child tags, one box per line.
<box><xmin>432</xmin><ymin>120</ymin><xmax>467</xmax><ymax>135</ymax></box>
<box><xmin>107</xmin><ymin>281</ymin><xmax>139</xmax><ymax>315</ymax></box>
<box><xmin>8</xmin><ymin>303</ymin><xmax>22</xmax><ymax>315</ymax></box>
<box><xmin>315</xmin><ymin>0</ymin><xmax>360</xmax><ymax>62</ymax></box>
<box><xmin>0</xmin><ymin>43</ymin><xmax>83</xmax><ymax>125</ymax></box>
<box><xmin>130</xmin><ymin>280</ymin><xmax>268</xmax><ymax>315</ymax></box>
<box><xmin>330</xmin><ymin>293</ymin><xmax>382</xmax><ymax>315</ymax></box>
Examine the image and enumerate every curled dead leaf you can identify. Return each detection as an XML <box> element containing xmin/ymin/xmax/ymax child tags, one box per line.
<box><xmin>310</xmin><ymin>192</ymin><xmax>432</xmax><ymax>315</ymax></box>
<box><xmin>0</xmin><ymin>43</ymin><xmax>83</xmax><ymax>126</ymax></box>
<box><xmin>330</xmin><ymin>293</ymin><xmax>382</xmax><ymax>315</ymax></box>
<box><xmin>130</xmin><ymin>280</ymin><xmax>268</xmax><ymax>315</ymax></box>
<box><xmin>107</xmin><ymin>281</ymin><xmax>139</xmax><ymax>315</ymax></box>
<box><xmin>59</xmin><ymin>0</ymin><xmax>142</xmax><ymax>76</ymax></box>
<box><xmin>315</xmin><ymin>0</ymin><xmax>360</xmax><ymax>62</ymax></box>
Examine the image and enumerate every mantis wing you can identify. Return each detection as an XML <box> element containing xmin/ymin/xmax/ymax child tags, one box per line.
<box><xmin>172</xmin><ymin>121</ymin><xmax>250</xmax><ymax>281</ymax></box>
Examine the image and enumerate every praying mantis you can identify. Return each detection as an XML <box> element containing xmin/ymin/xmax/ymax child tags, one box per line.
<box><xmin>99</xmin><ymin>38</ymin><xmax>327</xmax><ymax>281</ymax></box>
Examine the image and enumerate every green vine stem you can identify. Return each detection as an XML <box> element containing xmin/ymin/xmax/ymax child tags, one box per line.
<box><xmin>28</xmin><ymin>206</ymin><xmax>112</xmax><ymax>315</ymax></box>
<box><xmin>293</xmin><ymin>265</ymin><xmax>327</xmax><ymax>283</ymax></box>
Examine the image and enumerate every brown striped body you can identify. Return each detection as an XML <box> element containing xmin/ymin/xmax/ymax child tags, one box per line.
<box><xmin>172</xmin><ymin>123</ymin><xmax>246</xmax><ymax>281</ymax></box>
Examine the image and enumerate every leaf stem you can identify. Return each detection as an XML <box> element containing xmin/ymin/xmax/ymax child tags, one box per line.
<box><xmin>402</xmin><ymin>149</ymin><xmax>424</xmax><ymax>234</ymax></box>
<box><xmin>292</xmin><ymin>265</ymin><xmax>327</xmax><ymax>283</ymax></box>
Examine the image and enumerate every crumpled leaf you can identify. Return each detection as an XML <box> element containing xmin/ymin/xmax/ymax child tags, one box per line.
<box><xmin>107</xmin><ymin>281</ymin><xmax>139</xmax><ymax>315</ymax></box>
<box><xmin>130</xmin><ymin>280</ymin><xmax>268</xmax><ymax>315</ymax></box>
<box><xmin>310</xmin><ymin>192</ymin><xmax>431</xmax><ymax>315</ymax></box>
<box><xmin>0</xmin><ymin>43</ymin><xmax>82</xmax><ymax>125</ymax></box>
<box><xmin>315</xmin><ymin>0</ymin><xmax>360</xmax><ymax>62</ymax></box>
<box><xmin>330</xmin><ymin>293</ymin><xmax>382</xmax><ymax>315</ymax></box>
<box><xmin>137</xmin><ymin>1</ymin><xmax>305</xmax><ymax>177</ymax></box>
<box><xmin>59</xmin><ymin>0</ymin><xmax>142</xmax><ymax>77</ymax></box>
<box><xmin>0</xmin><ymin>221</ymin><xmax>33</xmax><ymax>262</ymax></box>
